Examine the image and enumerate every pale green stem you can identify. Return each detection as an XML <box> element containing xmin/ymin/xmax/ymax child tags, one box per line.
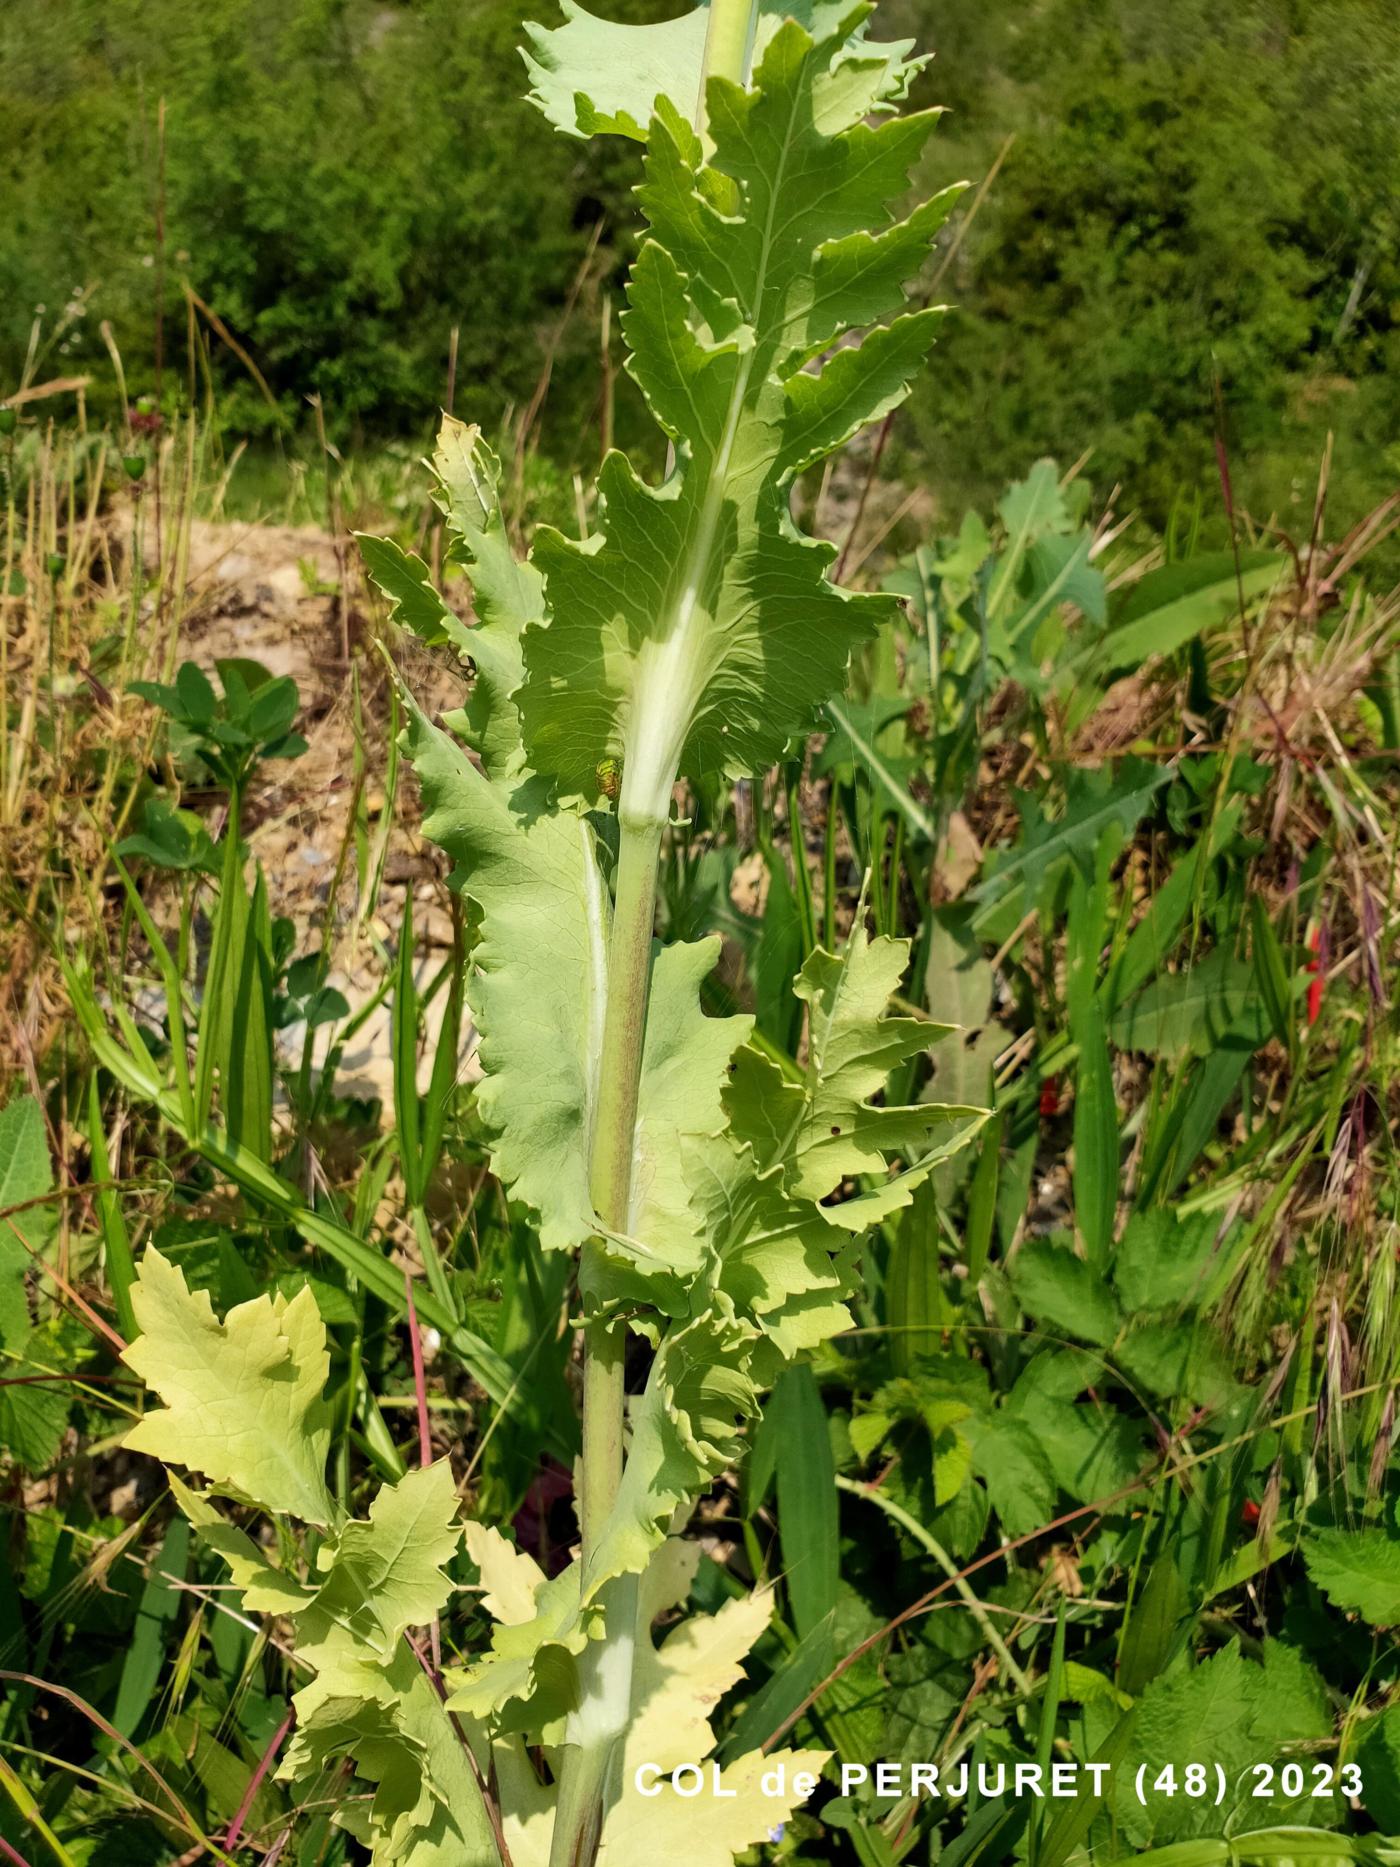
<box><xmin>549</xmin><ymin>818</ymin><xmax>662</xmax><ymax>1867</ymax></box>
<box><xmin>695</xmin><ymin>0</ymin><xmax>760</xmax><ymax>131</ymax></box>
<box><xmin>576</xmin><ymin>815</ymin><xmax>664</xmax><ymax>1552</ymax></box>
<box><xmin>548</xmin><ymin>1569</ymin><xmax>640</xmax><ymax>1867</ymax></box>
<box><xmin>835</xmin><ymin>1475</ymin><xmax>1036</xmax><ymax>1696</ymax></box>
<box><xmin>586</xmin><ymin>818</ymin><xmax>664</xmax><ymax>1247</ymax></box>
<box><xmin>552</xmin><ymin>17</ymin><xmax>759</xmax><ymax>1863</ymax></box>
<box><xmin>547</xmin><ymin>1735</ymin><xmax>612</xmax><ymax>1867</ymax></box>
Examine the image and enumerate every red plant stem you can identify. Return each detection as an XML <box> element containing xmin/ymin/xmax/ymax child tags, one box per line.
<box><xmin>225</xmin><ymin>1705</ymin><xmax>294</xmax><ymax>1850</ymax></box>
<box><xmin>833</xmin><ymin>411</ymin><xmax>892</xmax><ymax>583</ymax></box>
<box><xmin>403</xmin><ymin>1267</ymin><xmax>432</xmax><ymax>1469</ymax></box>
<box><xmin>0</xmin><ymin>1836</ymin><xmax>35</xmax><ymax>1867</ymax></box>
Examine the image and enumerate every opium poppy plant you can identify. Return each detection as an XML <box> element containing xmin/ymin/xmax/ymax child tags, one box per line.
<box><xmin>112</xmin><ymin>3</ymin><xmax>980</xmax><ymax>1862</ymax></box>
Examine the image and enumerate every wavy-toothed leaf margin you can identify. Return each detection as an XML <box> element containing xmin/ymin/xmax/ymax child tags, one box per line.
<box><xmin>515</xmin><ymin>14</ymin><xmax>964</xmax><ymax>822</ymax></box>
<box><xmin>522</xmin><ymin>0</ymin><xmax>922</xmax><ymax>142</ymax></box>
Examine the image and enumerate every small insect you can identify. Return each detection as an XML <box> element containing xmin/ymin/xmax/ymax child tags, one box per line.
<box><xmin>595</xmin><ymin>756</ymin><xmax>622</xmax><ymax>802</ymax></box>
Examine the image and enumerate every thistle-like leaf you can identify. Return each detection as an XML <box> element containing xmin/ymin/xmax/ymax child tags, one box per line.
<box><xmin>628</xmin><ymin>1587</ymin><xmax>776</xmax><ymax>1767</ymax></box>
<box><xmin>404</xmin><ymin>698</ymin><xmax>747</xmax><ymax>1274</ymax></box>
<box><xmin>522</xmin><ymin>0</ymin><xmax>920</xmax><ymax>142</ymax></box>
<box><xmin>717</xmin><ymin>923</ymin><xmax>986</xmax><ymax>1216</ymax></box>
<box><xmin>285</xmin><ymin>1469</ymin><xmax>480</xmax><ymax>1856</ymax></box>
<box><xmin>400</xmin><ymin>701</ymin><xmax>606</xmax><ymax>1252</ymax></box>
<box><xmin>464</xmin><ymin>1518</ymin><xmax>548</xmax><ymax>1624</ymax></box>
<box><xmin>454</xmin><ymin>1536</ymin><xmax>698</xmax><ymax>1798</ymax></box>
<box><xmin>429</xmin><ymin>417</ymin><xmax>544</xmax><ymax>780</ymax></box>
<box><xmin>310</xmin><ymin>1460</ymin><xmax>462</xmax><ymax>1657</ymax></box>
<box><xmin>151</xmin><ymin>1296</ymin><xmax>497</xmax><ymax>1867</ymax></box>
<box><xmin>361</xmin><ymin>422</ymin><xmax>541</xmax><ymax>781</ymax></box>
<box><xmin>588</xmin><ymin>1294</ymin><xmax>759</xmax><ymax>1593</ymax></box>
<box><xmin>787</xmin><ymin>921</ymin><xmax>984</xmax><ymax>1210</ymax></box>
<box><xmin>597</xmin><ymin>933</ymin><xmax>754</xmax><ymax>1307</ymax></box>
<box><xmin>291</xmin><ymin>1522</ymin><xmax>495</xmax><ymax>1864</ymax></box>
<box><xmin>602</xmin><ymin>1588</ymin><xmax>828</xmax><ymax>1865</ymax></box>
<box><xmin>448</xmin><ymin>1561</ymin><xmax>595</xmax><ymax>1733</ymax></box>
<box><xmin>709</xmin><ymin>1179</ymin><xmax>862</xmax><ymax>1367</ymax></box>
<box><xmin>452</xmin><ymin>1299</ymin><xmax>764</xmax><ymax>1735</ymax></box>
<box><xmin>122</xmin><ymin>1248</ymin><xmax>335</xmax><ymax>1526</ymax></box>
<box><xmin>450</xmin><ymin>1304</ymin><xmax>767</xmax><ymax>1720</ymax></box>
<box><xmin>388</xmin><ymin>12</ymin><xmax>961</xmax><ymax>1308</ymax></box>
<box><xmin>283</xmin><ymin>1648</ymin><xmax>495</xmax><ymax>1867</ymax></box>
<box><xmin>482</xmin><ymin>1546</ymin><xmax>826</xmax><ymax>1867</ymax></box>
<box><xmin>681</xmin><ymin>925</ymin><xmax>986</xmax><ymax>1365</ymax></box>
<box><xmin>516</xmin><ymin>13</ymin><xmax>963</xmax><ymax>820</ymax></box>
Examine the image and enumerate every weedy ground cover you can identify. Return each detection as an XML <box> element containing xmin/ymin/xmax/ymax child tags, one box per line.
<box><xmin>1</xmin><ymin>4</ymin><xmax>1399</xmax><ymax>1867</ymax></box>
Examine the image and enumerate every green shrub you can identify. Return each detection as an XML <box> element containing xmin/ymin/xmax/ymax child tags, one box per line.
<box><xmin>0</xmin><ymin>0</ymin><xmax>646</xmax><ymax>441</ymax></box>
<box><xmin>900</xmin><ymin>0</ymin><xmax>1400</xmax><ymax>540</ymax></box>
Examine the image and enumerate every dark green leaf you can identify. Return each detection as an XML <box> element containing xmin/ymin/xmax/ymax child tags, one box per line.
<box><xmin>175</xmin><ymin>660</ymin><xmax>218</xmax><ymax>726</ymax></box>
<box><xmin>1305</xmin><ymin>1528</ymin><xmax>1400</xmax><ymax>1627</ymax></box>
<box><xmin>1119</xmin><ymin>1553</ymin><xmax>1188</xmax><ymax>1698</ymax></box>
<box><xmin>1095</xmin><ymin>551</ymin><xmax>1282</xmax><ymax>678</ymax></box>
<box><xmin>1109</xmin><ymin>947</ymin><xmax>1264</xmax><ymax>1058</ymax></box>
<box><xmin>770</xmin><ymin>1364</ymin><xmax>838</xmax><ymax>1643</ymax></box>
<box><xmin>1011</xmin><ymin>1238</ymin><xmax>1120</xmax><ymax>1347</ymax></box>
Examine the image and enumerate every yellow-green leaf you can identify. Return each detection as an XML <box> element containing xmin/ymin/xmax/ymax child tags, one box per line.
<box><xmin>121</xmin><ymin>1249</ymin><xmax>335</xmax><ymax>1525</ymax></box>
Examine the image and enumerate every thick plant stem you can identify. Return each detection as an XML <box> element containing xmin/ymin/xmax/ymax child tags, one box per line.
<box><xmin>587</xmin><ymin>816</ymin><xmax>664</xmax><ymax>1245</ymax></box>
<box><xmin>547</xmin><ymin>1730</ymin><xmax>613</xmax><ymax>1867</ymax></box>
<box><xmin>698</xmin><ymin>0</ymin><xmax>760</xmax><ymax>112</ymax></box>
<box><xmin>549</xmin><ymin>1568</ymin><xmax>640</xmax><ymax>1867</ymax></box>
<box><xmin>577</xmin><ymin>1318</ymin><xmax>628</xmax><ymax>1555</ymax></box>
<box><xmin>550</xmin><ymin>816</ymin><xmax>663</xmax><ymax>1867</ymax></box>
<box><xmin>578</xmin><ymin>814</ymin><xmax>663</xmax><ymax>1554</ymax></box>
<box><xmin>554</xmin><ymin>26</ymin><xmax>755</xmax><ymax>1863</ymax></box>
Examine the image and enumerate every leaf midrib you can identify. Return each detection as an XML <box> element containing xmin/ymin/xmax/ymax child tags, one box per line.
<box><xmin>622</xmin><ymin>63</ymin><xmax>805</xmax><ymax>818</ymax></box>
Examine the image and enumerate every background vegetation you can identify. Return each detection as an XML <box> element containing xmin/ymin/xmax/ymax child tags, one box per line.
<box><xmin>4</xmin><ymin>0</ymin><xmax>1398</xmax><ymax>543</ymax></box>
